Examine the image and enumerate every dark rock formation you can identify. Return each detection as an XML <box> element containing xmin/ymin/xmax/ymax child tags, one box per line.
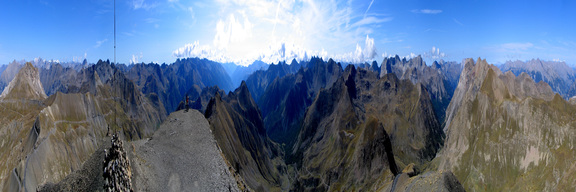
<box><xmin>205</xmin><ymin>81</ymin><xmax>288</xmax><ymax>191</ymax></box>
<box><xmin>380</xmin><ymin>55</ymin><xmax>461</xmax><ymax>125</ymax></box>
<box><xmin>291</xmin><ymin>66</ymin><xmax>443</xmax><ymax>191</ymax></box>
<box><xmin>125</xmin><ymin>57</ymin><xmax>234</xmax><ymax>114</ymax></box>
<box><xmin>258</xmin><ymin>57</ymin><xmax>343</xmax><ymax>146</ymax></box>
<box><xmin>244</xmin><ymin>59</ymin><xmax>301</xmax><ymax>103</ymax></box>
<box><xmin>103</xmin><ymin>134</ymin><xmax>132</xmax><ymax>192</ymax></box>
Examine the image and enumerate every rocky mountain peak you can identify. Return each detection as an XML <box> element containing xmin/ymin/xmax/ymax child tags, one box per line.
<box><xmin>0</xmin><ymin>62</ymin><xmax>47</xmax><ymax>101</ymax></box>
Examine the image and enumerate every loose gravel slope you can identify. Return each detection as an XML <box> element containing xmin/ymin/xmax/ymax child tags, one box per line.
<box><xmin>130</xmin><ymin>109</ymin><xmax>239</xmax><ymax>192</ymax></box>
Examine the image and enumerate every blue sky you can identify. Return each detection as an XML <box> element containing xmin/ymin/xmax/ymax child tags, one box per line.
<box><xmin>0</xmin><ymin>0</ymin><xmax>574</xmax><ymax>66</ymax></box>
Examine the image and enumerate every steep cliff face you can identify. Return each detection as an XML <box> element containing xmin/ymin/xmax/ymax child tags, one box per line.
<box><xmin>0</xmin><ymin>62</ymin><xmax>47</xmax><ymax>101</ymax></box>
<box><xmin>291</xmin><ymin>66</ymin><xmax>444</xmax><ymax>191</ymax></box>
<box><xmin>0</xmin><ymin>61</ymin><xmax>23</xmax><ymax>94</ymax></box>
<box><xmin>39</xmin><ymin>63</ymin><xmax>78</xmax><ymax>96</ymax></box>
<box><xmin>380</xmin><ymin>55</ymin><xmax>460</xmax><ymax>125</ymax></box>
<box><xmin>204</xmin><ymin>81</ymin><xmax>289</xmax><ymax>191</ymax></box>
<box><xmin>258</xmin><ymin>57</ymin><xmax>343</xmax><ymax>146</ymax></box>
<box><xmin>125</xmin><ymin>57</ymin><xmax>234</xmax><ymax>114</ymax></box>
<box><xmin>244</xmin><ymin>59</ymin><xmax>301</xmax><ymax>103</ymax></box>
<box><xmin>439</xmin><ymin>58</ymin><xmax>576</xmax><ymax>191</ymax></box>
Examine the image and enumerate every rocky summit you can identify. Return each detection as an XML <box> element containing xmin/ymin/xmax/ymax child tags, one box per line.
<box><xmin>438</xmin><ymin>58</ymin><xmax>576</xmax><ymax>191</ymax></box>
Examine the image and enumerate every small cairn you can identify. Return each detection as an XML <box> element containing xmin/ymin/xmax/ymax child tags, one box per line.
<box><xmin>103</xmin><ymin>133</ymin><xmax>133</xmax><ymax>192</ymax></box>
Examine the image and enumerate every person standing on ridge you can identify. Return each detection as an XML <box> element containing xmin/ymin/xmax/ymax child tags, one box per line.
<box><xmin>185</xmin><ymin>94</ymin><xmax>189</xmax><ymax>112</ymax></box>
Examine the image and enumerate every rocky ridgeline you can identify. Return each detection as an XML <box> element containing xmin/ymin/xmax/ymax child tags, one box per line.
<box><xmin>103</xmin><ymin>134</ymin><xmax>133</xmax><ymax>192</ymax></box>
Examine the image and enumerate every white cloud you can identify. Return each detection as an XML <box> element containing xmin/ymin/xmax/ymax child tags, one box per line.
<box><xmin>331</xmin><ymin>34</ymin><xmax>378</xmax><ymax>63</ymax></box>
<box><xmin>213</xmin><ymin>13</ymin><xmax>253</xmax><ymax>51</ymax></box>
<box><xmin>130</xmin><ymin>52</ymin><xmax>143</xmax><ymax>64</ymax></box>
<box><xmin>175</xmin><ymin>0</ymin><xmax>389</xmax><ymax>65</ymax></box>
<box><xmin>412</xmin><ymin>9</ymin><xmax>443</xmax><ymax>14</ymax></box>
<box><xmin>424</xmin><ymin>46</ymin><xmax>447</xmax><ymax>60</ymax></box>
<box><xmin>363</xmin><ymin>35</ymin><xmax>377</xmax><ymax>60</ymax></box>
<box><xmin>172</xmin><ymin>41</ymin><xmax>244</xmax><ymax>64</ymax></box>
<box><xmin>94</xmin><ymin>39</ymin><xmax>108</xmax><ymax>48</ymax></box>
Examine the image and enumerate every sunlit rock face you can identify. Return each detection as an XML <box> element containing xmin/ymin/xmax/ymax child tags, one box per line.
<box><xmin>439</xmin><ymin>58</ymin><xmax>576</xmax><ymax>191</ymax></box>
<box><xmin>499</xmin><ymin>59</ymin><xmax>576</xmax><ymax>98</ymax></box>
<box><xmin>0</xmin><ymin>62</ymin><xmax>165</xmax><ymax>191</ymax></box>
<box><xmin>0</xmin><ymin>62</ymin><xmax>47</xmax><ymax>101</ymax></box>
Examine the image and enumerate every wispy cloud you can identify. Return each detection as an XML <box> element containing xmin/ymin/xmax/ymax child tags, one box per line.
<box><xmin>411</xmin><ymin>9</ymin><xmax>443</xmax><ymax>14</ymax></box>
<box><xmin>94</xmin><ymin>39</ymin><xmax>108</xmax><ymax>48</ymax></box>
<box><xmin>350</xmin><ymin>16</ymin><xmax>393</xmax><ymax>28</ymax></box>
<box><xmin>364</xmin><ymin>0</ymin><xmax>375</xmax><ymax>16</ymax></box>
<box><xmin>131</xmin><ymin>0</ymin><xmax>158</xmax><ymax>10</ymax></box>
<box><xmin>188</xmin><ymin>7</ymin><xmax>195</xmax><ymax>20</ymax></box>
<box><xmin>453</xmin><ymin>18</ymin><xmax>464</xmax><ymax>26</ymax></box>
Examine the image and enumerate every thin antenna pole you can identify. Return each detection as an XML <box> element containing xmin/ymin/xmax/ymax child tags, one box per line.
<box><xmin>113</xmin><ymin>0</ymin><xmax>117</xmax><ymax>129</ymax></box>
<box><xmin>114</xmin><ymin>0</ymin><xmax>116</xmax><ymax>65</ymax></box>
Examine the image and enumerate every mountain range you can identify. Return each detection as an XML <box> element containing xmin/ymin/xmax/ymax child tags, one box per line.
<box><xmin>499</xmin><ymin>59</ymin><xmax>576</xmax><ymax>99</ymax></box>
<box><xmin>1</xmin><ymin>55</ymin><xmax>575</xmax><ymax>191</ymax></box>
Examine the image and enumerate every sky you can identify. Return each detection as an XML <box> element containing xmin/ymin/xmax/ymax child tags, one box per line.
<box><xmin>0</xmin><ymin>0</ymin><xmax>575</xmax><ymax>66</ymax></box>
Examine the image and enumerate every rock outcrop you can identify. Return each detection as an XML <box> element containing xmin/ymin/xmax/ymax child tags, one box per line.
<box><xmin>380</xmin><ymin>55</ymin><xmax>461</xmax><ymax>125</ymax></box>
<box><xmin>0</xmin><ymin>62</ymin><xmax>47</xmax><ymax>101</ymax></box>
<box><xmin>291</xmin><ymin>66</ymin><xmax>444</xmax><ymax>191</ymax></box>
<box><xmin>125</xmin><ymin>57</ymin><xmax>234</xmax><ymax>113</ymax></box>
<box><xmin>258</xmin><ymin>57</ymin><xmax>343</xmax><ymax>146</ymax></box>
<box><xmin>439</xmin><ymin>58</ymin><xmax>576</xmax><ymax>191</ymax></box>
<box><xmin>0</xmin><ymin>60</ymin><xmax>23</xmax><ymax>94</ymax></box>
<box><xmin>103</xmin><ymin>134</ymin><xmax>132</xmax><ymax>192</ymax></box>
<box><xmin>244</xmin><ymin>59</ymin><xmax>301</xmax><ymax>103</ymax></box>
<box><xmin>205</xmin><ymin>81</ymin><xmax>289</xmax><ymax>191</ymax></box>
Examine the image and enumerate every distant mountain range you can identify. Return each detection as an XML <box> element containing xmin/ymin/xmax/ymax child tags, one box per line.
<box><xmin>1</xmin><ymin>56</ymin><xmax>575</xmax><ymax>191</ymax></box>
<box><xmin>499</xmin><ymin>59</ymin><xmax>576</xmax><ymax>98</ymax></box>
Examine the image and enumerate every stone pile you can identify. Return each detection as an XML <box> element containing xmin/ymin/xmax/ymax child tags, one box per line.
<box><xmin>103</xmin><ymin>134</ymin><xmax>133</xmax><ymax>192</ymax></box>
